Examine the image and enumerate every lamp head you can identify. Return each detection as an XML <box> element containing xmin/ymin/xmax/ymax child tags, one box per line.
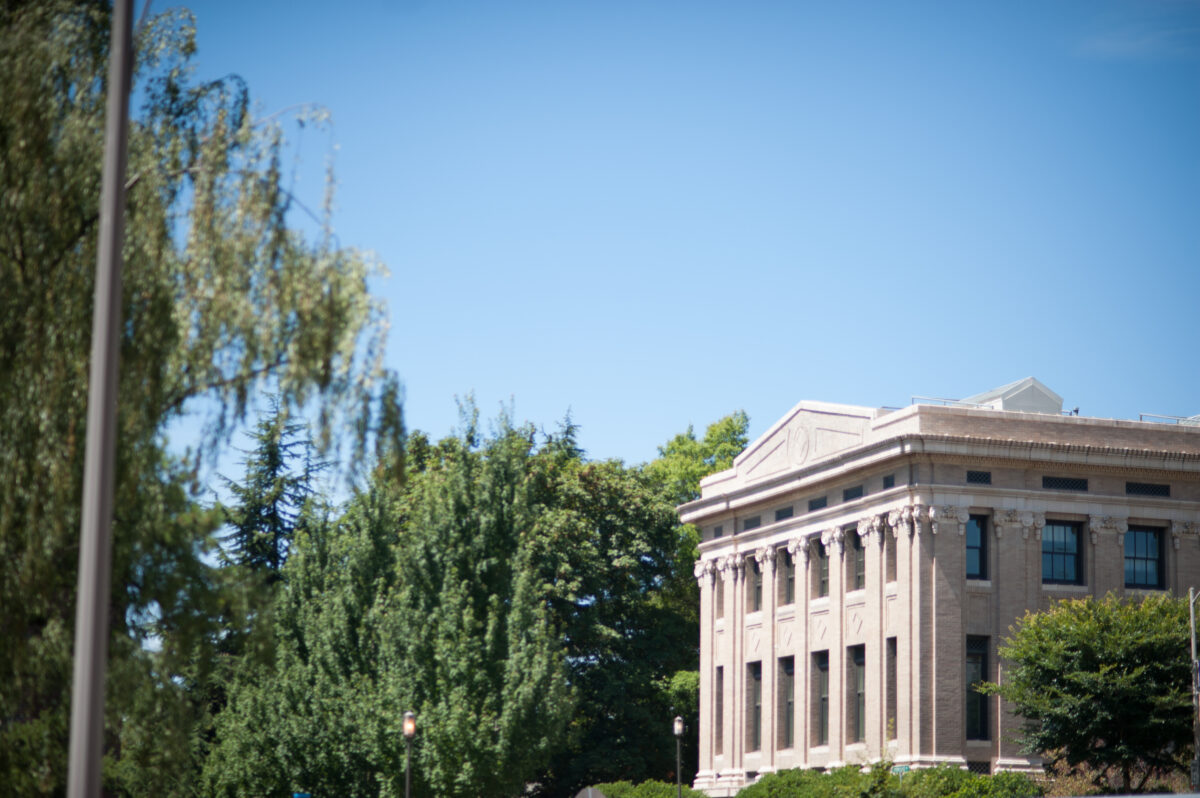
<box><xmin>403</xmin><ymin>711</ymin><xmax>416</xmax><ymax>740</ymax></box>
<box><xmin>673</xmin><ymin>716</ymin><xmax>684</xmax><ymax>738</ymax></box>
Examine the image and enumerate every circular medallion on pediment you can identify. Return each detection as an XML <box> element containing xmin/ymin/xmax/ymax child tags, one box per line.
<box><xmin>788</xmin><ymin>422</ymin><xmax>810</xmax><ymax>466</ymax></box>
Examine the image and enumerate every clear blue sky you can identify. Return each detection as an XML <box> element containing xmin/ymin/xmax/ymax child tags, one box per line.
<box><xmin>179</xmin><ymin>0</ymin><xmax>1200</xmax><ymax>466</ymax></box>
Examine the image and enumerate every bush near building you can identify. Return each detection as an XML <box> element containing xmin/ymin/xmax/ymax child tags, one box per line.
<box><xmin>590</xmin><ymin>779</ymin><xmax>709</xmax><ymax>798</ymax></box>
<box><xmin>733</xmin><ymin>763</ymin><xmax>1041</xmax><ymax>798</ymax></box>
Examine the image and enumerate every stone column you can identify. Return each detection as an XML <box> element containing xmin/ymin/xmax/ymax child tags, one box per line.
<box><xmin>822</xmin><ymin>526</ymin><xmax>846</xmax><ymax>762</ymax></box>
<box><xmin>695</xmin><ymin>559</ymin><xmax>717</xmax><ymax>787</ymax></box>
<box><xmin>929</xmin><ymin>505</ymin><xmax>969</xmax><ymax>760</ymax></box>
<box><xmin>909</xmin><ymin>504</ymin><xmax>934</xmax><ymax>762</ymax></box>
<box><xmin>861</xmin><ymin>513</ymin><xmax>885</xmax><ymax>757</ymax></box>
<box><xmin>889</xmin><ymin>505</ymin><xmax>915</xmax><ymax>762</ymax></box>
<box><xmin>732</xmin><ymin>554</ymin><xmax>746</xmax><ymax>777</ymax></box>
<box><xmin>788</xmin><ymin>536</ymin><xmax>811</xmax><ymax>764</ymax></box>
<box><xmin>756</xmin><ymin>546</ymin><xmax>776</xmax><ymax>772</ymax></box>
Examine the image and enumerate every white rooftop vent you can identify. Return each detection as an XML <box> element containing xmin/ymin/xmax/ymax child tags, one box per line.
<box><xmin>960</xmin><ymin>377</ymin><xmax>1063</xmax><ymax>415</ymax></box>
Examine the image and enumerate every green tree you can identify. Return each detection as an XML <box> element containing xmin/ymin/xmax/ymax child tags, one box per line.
<box><xmin>644</xmin><ymin>411</ymin><xmax>750</xmax><ymax>506</ymax></box>
<box><xmin>222</xmin><ymin>398</ymin><xmax>325</xmax><ymax>577</ymax></box>
<box><xmin>0</xmin><ymin>2</ymin><xmax>398</xmax><ymax>793</ymax></box>
<box><xmin>983</xmin><ymin>594</ymin><xmax>1191</xmax><ymax>792</ymax></box>
<box><xmin>206</xmin><ymin>415</ymin><xmax>570</xmax><ymax>798</ymax></box>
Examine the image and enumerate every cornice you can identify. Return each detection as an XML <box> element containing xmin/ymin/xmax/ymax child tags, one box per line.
<box><xmin>678</xmin><ymin>432</ymin><xmax>1200</xmax><ymax>525</ymax></box>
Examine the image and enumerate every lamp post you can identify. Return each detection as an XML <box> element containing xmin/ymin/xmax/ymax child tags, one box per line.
<box><xmin>673</xmin><ymin>715</ymin><xmax>685</xmax><ymax>798</ymax></box>
<box><xmin>403</xmin><ymin>711</ymin><xmax>416</xmax><ymax>798</ymax></box>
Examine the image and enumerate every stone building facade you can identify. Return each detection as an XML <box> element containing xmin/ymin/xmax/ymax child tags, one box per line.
<box><xmin>680</xmin><ymin>379</ymin><xmax>1200</xmax><ymax>796</ymax></box>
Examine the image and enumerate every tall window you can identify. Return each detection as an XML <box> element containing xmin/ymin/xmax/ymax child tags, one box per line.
<box><xmin>812</xmin><ymin>651</ymin><xmax>829</xmax><ymax>746</ymax></box>
<box><xmin>966</xmin><ymin>515</ymin><xmax>987</xmax><ymax>580</ymax></box>
<box><xmin>778</xmin><ymin>549</ymin><xmax>795</xmax><ymax>605</ymax></box>
<box><xmin>747</xmin><ymin>662</ymin><xmax>762</xmax><ymax>752</ymax></box>
<box><xmin>847</xmin><ymin>644</ymin><xmax>866</xmax><ymax>743</ymax></box>
<box><xmin>1125</xmin><ymin>527</ymin><xmax>1164</xmax><ymax>589</ymax></box>
<box><xmin>716</xmin><ymin>576</ymin><xmax>725</xmax><ymax>619</ymax></box>
<box><xmin>885</xmin><ymin>529</ymin><xmax>896</xmax><ymax>583</ymax></box>
<box><xmin>813</xmin><ymin>542</ymin><xmax>829</xmax><ymax>598</ymax></box>
<box><xmin>778</xmin><ymin>656</ymin><xmax>795</xmax><ymax>748</ymax></box>
<box><xmin>966</xmin><ymin>636</ymin><xmax>989</xmax><ymax>740</ymax></box>
<box><xmin>748</xmin><ymin>559</ymin><xmax>763</xmax><ymax>612</ymax></box>
<box><xmin>848</xmin><ymin>529</ymin><xmax>865</xmax><ymax>590</ymax></box>
<box><xmin>886</xmin><ymin>637</ymin><xmax>897</xmax><ymax>740</ymax></box>
<box><xmin>1042</xmin><ymin>521</ymin><xmax>1082</xmax><ymax>584</ymax></box>
<box><xmin>714</xmin><ymin>666</ymin><xmax>724</xmax><ymax>756</ymax></box>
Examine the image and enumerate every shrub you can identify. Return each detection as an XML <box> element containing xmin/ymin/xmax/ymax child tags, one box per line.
<box><xmin>589</xmin><ymin>779</ymin><xmax>708</xmax><ymax>798</ymax></box>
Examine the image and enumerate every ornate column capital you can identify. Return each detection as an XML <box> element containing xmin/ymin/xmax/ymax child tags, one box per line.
<box><xmin>786</xmin><ymin>536</ymin><xmax>806</xmax><ymax>559</ymax></box>
<box><xmin>1171</xmin><ymin>520</ymin><xmax>1199</xmax><ymax>550</ymax></box>
<box><xmin>993</xmin><ymin>509</ymin><xmax>1017</xmax><ymax>539</ymax></box>
<box><xmin>1019</xmin><ymin>511</ymin><xmax>1045</xmax><ymax>540</ymax></box>
<box><xmin>888</xmin><ymin>505</ymin><xmax>914</xmax><ymax>538</ymax></box>
<box><xmin>1088</xmin><ymin>516</ymin><xmax>1129</xmax><ymax>545</ymax></box>
<box><xmin>821</xmin><ymin>527</ymin><xmax>845</xmax><ymax>557</ymax></box>
<box><xmin>755</xmin><ymin>546</ymin><xmax>774</xmax><ymax>574</ymax></box>
<box><xmin>860</xmin><ymin>513</ymin><xmax>883</xmax><ymax>546</ymax></box>
<box><xmin>930</xmin><ymin>505</ymin><xmax>970</xmax><ymax>535</ymax></box>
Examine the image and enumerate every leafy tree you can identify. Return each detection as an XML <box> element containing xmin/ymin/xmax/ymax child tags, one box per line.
<box><xmin>644</xmin><ymin>411</ymin><xmax>750</xmax><ymax>506</ymax></box>
<box><xmin>983</xmin><ymin>594</ymin><xmax>1191</xmax><ymax>792</ymax></box>
<box><xmin>0</xmin><ymin>2</ymin><xmax>398</xmax><ymax>793</ymax></box>
<box><xmin>206</xmin><ymin>415</ymin><xmax>571</xmax><ymax>798</ymax></box>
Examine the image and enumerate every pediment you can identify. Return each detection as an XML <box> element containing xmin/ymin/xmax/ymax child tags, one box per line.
<box><xmin>725</xmin><ymin>401</ymin><xmax>873</xmax><ymax>488</ymax></box>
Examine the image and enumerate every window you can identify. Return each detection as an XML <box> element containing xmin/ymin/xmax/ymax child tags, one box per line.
<box><xmin>813</xmin><ymin>542</ymin><xmax>829</xmax><ymax>598</ymax></box>
<box><xmin>712</xmin><ymin>524</ymin><xmax>723</xmax><ymax>539</ymax></box>
<box><xmin>747</xmin><ymin>662</ymin><xmax>762</xmax><ymax>752</ymax></box>
<box><xmin>885</xmin><ymin>529</ymin><xmax>896</xmax><ymax>583</ymax></box>
<box><xmin>812</xmin><ymin>651</ymin><xmax>829</xmax><ymax>746</ymax></box>
<box><xmin>1127</xmin><ymin>481</ymin><xmax>1170</xmax><ymax>497</ymax></box>
<box><xmin>966</xmin><ymin>515</ymin><xmax>987</xmax><ymax>580</ymax></box>
<box><xmin>715</xmin><ymin>666</ymin><xmax>724</xmax><ymax>756</ymax></box>
<box><xmin>716</xmin><ymin>577</ymin><xmax>724</xmax><ymax>619</ymax></box>
<box><xmin>779</xmin><ymin>550</ymin><xmax>795</xmax><ymax>605</ymax></box>
<box><xmin>808</xmin><ymin>496</ymin><xmax>827</xmax><ymax>512</ymax></box>
<box><xmin>882</xmin><ymin>474</ymin><xmax>895</xmax><ymax>490</ymax></box>
<box><xmin>742</xmin><ymin>515</ymin><xmax>762</xmax><ymax>531</ymax></box>
<box><xmin>848</xmin><ymin>529</ymin><xmax>865</xmax><ymax>590</ymax></box>
<box><xmin>1042</xmin><ymin>521</ymin><xmax>1082</xmax><ymax>584</ymax></box>
<box><xmin>843</xmin><ymin>485</ymin><xmax>864</xmax><ymax>502</ymax></box>
<box><xmin>775</xmin><ymin>506</ymin><xmax>794</xmax><ymax>522</ymax></box>
<box><xmin>747</xmin><ymin>559</ymin><xmax>763</xmax><ymax>612</ymax></box>
<box><xmin>778</xmin><ymin>656</ymin><xmax>795</xmax><ymax>748</ymax></box>
<box><xmin>1043</xmin><ymin>475</ymin><xmax>1088</xmax><ymax>492</ymax></box>
<box><xmin>847</xmin><ymin>645</ymin><xmax>866</xmax><ymax>743</ymax></box>
<box><xmin>966</xmin><ymin>470</ymin><xmax>992</xmax><ymax>485</ymax></box>
<box><xmin>1125</xmin><ymin>527</ymin><xmax>1164</xmax><ymax>589</ymax></box>
<box><xmin>966</xmin><ymin>636</ymin><xmax>989</xmax><ymax>740</ymax></box>
<box><xmin>886</xmin><ymin>637</ymin><xmax>897</xmax><ymax>740</ymax></box>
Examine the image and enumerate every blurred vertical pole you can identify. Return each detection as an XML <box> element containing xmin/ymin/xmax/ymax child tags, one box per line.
<box><xmin>67</xmin><ymin>0</ymin><xmax>134</xmax><ymax>795</ymax></box>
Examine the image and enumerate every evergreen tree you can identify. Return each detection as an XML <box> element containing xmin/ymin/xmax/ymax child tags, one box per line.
<box><xmin>222</xmin><ymin>398</ymin><xmax>324</xmax><ymax>577</ymax></box>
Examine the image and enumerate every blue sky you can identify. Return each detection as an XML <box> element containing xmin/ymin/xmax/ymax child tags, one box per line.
<box><xmin>178</xmin><ymin>0</ymin><xmax>1200</xmax><ymax>467</ymax></box>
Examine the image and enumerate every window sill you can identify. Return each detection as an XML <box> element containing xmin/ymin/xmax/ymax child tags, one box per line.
<box><xmin>1126</xmin><ymin>586</ymin><xmax>1167</xmax><ymax>595</ymax></box>
<box><xmin>966</xmin><ymin>579</ymin><xmax>992</xmax><ymax>589</ymax></box>
<box><xmin>1042</xmin><ymin>583</ymin><xmax>1088</xmax><ymax>593</ymax></box>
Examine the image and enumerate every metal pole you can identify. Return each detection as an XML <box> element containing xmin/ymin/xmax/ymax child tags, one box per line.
<box><xmin>1191</xmin><ymin>588</ymin><xmax>1199</xmax><ymax>790</ymax></box>
<box><xmin>67</xmin><ymin>0</ymin><xmax>134</xmax><ymax>796</ymax></box>
<box><xmin>405</xmin><ymin>738</ymin><xmax>411</xmax><ymax>798</ymax></box>
<box><xmin>676</xmin><ymin>734</ymin><xmax>682</xmax><ymax>798</ymax></box>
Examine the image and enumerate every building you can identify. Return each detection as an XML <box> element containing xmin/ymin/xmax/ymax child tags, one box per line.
<box><xmin>680</xmin><ymin>379</ymin><xmax>1200</xmax><ymax>796</ymax></box>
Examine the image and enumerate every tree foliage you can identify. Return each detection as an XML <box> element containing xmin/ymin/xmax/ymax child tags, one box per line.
<box><xmin>0</xmin><ymin>2</ymin><xmax>397</xmax><ymax>792</ymax></box>
<box><xmin>983</xmin><ymin>594</ymin><xmax>1191</xmax><ymax>792</ymax></box>
<box><xmin>644</xmin><ymin>411</ymin><xmax>750</xmax><ymax>506</ymax></box>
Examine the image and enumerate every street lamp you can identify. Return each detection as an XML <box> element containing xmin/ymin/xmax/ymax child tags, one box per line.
<box><xmin>673</xmin><ymin>715</ymin><xmax>685</xmax><ymax>798</ymax></box>
<box><xmin>403</xmin><ymin>711</ymin><xmax>416</xmax><ymax>798</ymax></box>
